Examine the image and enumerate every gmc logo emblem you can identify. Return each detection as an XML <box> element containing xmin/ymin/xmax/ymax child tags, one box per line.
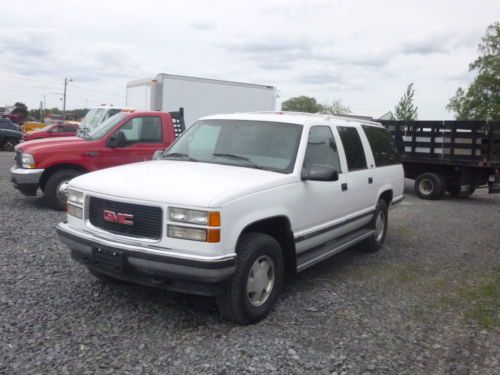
<box><xmin>103</xmin><ymin>210</ymin><xmax>134</xmax><ymax>225</ymax></box>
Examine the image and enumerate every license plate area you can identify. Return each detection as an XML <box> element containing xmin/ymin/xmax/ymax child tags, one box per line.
<box><xmin>91</xmin><ymin>247</ymin><xmax>125</xmax><ymax>273</ymax></box>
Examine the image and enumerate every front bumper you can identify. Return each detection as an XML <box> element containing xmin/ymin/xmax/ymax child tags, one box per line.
<box><xmin>56</xmin><ymin>223</ymin><xmax>236</xmax><ymax>296</ymax></box>
<box><xmin>10</xmin><ymin>166</ymin><xmax>44</xmax><ymax>195</ymax></box>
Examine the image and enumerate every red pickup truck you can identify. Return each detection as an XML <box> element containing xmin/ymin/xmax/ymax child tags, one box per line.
<box><xmin>11</xmin><ymin>109</ymin><xmax>184</xmax><ymax>210</ymax></box>
<box><xmin>23</xmin><ymin>123</ymin><xmax>80</xmax><ymax>141</ymax></box>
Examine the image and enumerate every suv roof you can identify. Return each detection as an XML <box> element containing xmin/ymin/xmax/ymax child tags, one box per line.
<box><xmin>200</xmin><ymin>111</ymin><xmax>383</xmax><ymax>128</ymax></box>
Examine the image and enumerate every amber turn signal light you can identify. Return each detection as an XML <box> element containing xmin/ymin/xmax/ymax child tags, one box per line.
<box><xmin>208</xmin><ymin>211</ymin><xmax>221</xmax><ymax>227</ymax></box>
<box><xmin>207</xmin><ymin>229</ymin><xmax>221</xmax><ymax>243</ymax></box>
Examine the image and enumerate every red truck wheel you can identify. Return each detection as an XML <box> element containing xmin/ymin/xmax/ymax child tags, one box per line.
<box><xmin>44</xmin><ymin>169</ymin><xmax>83</xmax><ymax>210</ymax></box>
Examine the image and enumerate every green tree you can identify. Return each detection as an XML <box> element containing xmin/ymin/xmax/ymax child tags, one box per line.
<box><xmin>394</xmin><ymin>83</ymin><xmax>418</xmax><ymax>120</ymax></box>
<box><xmin>281</xmin><ymin>96</ymin><xmax>323</xmax><ymax>113</ymax></box>
<box><xmin>321</xmin><ymin>99</ymin><xmax>351</xmax><ymax>115</ymax></box>
<box><xmin>447</xmin><ymin>22</ymin><xmax>500</xmax><ymax>120</ymax></box>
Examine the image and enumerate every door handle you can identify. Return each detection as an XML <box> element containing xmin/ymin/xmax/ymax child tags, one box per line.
<box><xmin>85</xmin><ymin>151</ymin><xmax>100</xmax><ymax>157</ymax></box>
<box><xmin>368</xmin><ymin>177</ymin><xmax>373</xmax><ymax>184</ymax></box>
<box><xmin>341</xmin><ymin>183</ymin><xmax>348</xmax><ymax>191</ymax></box>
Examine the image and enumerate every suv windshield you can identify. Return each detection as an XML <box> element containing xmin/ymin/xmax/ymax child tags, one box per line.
<box><xmin>162</xmin><ymin>119</ymin><xmax>303</xmax><ymax>173</ymax></box>
<box><xmin>84</xmin><ymin>112</ymin><xmax>129</xmax><ymax>140</ymax></box>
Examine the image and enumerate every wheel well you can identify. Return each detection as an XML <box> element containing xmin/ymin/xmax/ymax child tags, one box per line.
<box><xmin>379</xmin><ymin>190</ymin><xmax>393</xmax><ymax>206</ymax></box>
<box><xmin>239</xmin><ymin>216</ymin><xmax>297</xmax><ymax>275</ymax></box>
<box><xmin>39</xmin><ymin>164</ymin><xmax>87</xmax><ymax>191</ymax></box>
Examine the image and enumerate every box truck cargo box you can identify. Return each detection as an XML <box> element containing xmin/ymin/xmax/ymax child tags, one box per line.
<box><xmin>126</xmin><ymin>74</ymin><xmax>277</xmax><ymax>127</ymax></box>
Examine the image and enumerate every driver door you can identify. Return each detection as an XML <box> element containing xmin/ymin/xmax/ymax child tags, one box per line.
<box><xmin>100</xmin><ymin>115</ymin><xmax>164</xmax><ymax>169</ymax></box>
<box><xmin>294</xmin><ymin>125</ymin><xmax>350</xmax><ymax>254</ymax></box>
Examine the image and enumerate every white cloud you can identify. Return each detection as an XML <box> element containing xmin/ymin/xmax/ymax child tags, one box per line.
<box><xmin>0</xmin><ymin>0</ymin><xmax>497</xmax><ymax>118</ymax></box>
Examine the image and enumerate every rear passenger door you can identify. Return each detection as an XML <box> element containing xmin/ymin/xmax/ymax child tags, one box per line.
<box><xmin>335</xmin><ymin>125</ymin><xmax>375</xmax><ymax>224</ymax></box>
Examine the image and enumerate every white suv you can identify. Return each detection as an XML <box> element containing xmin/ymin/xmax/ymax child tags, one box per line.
<box><xmin>57</xmin><ymin>112</ymin><xmax>404</xmax><ymax>324</ymax></box>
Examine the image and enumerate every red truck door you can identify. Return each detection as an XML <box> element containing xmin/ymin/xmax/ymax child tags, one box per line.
<box><xmin>99</xmin><ymin>114</ymin><xmax>167</xmax><ymax>169</ymax></box>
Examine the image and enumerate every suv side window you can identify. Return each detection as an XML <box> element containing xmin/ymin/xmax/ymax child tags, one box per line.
<box><xmin>119</xmin><ymin>116</ymin><xmax>162</xmax><ymax>145</ymax></box>
<box><xmin>304</xmin><ymin>126</ymin><xmax>341</xmax><ymax>172</ymax></box>
<box><xmin>362</xmin><ymin>125</ymin><xmax>401</xmax><ymax>166</ymax></box>
<box><xmin>337</xmin><ymin>126</ymin><xmax>367</xmax><ymax>171</ymax></box>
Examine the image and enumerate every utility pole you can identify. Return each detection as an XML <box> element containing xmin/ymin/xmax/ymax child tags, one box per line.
<box><xmin>62</xmin><ymin>77</ymin><xmax>73</xmax><ymax>120</ymax></box>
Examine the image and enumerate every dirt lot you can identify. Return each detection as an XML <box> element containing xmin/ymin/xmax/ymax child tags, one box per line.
<box><xmin>0</xmin><ymin>151</ymin><xmax>499</xmax><ymax>374</ymax></box>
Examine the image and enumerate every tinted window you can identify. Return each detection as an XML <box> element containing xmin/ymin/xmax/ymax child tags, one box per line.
<box><xmin>337</xmin><ymin>126</ymin><xmax>367</xmax><ymax>171</ymax></box>
<box><xmin>304</xmin><ymin>126</ymin><xmax>341</xmax><ymax>171</ymax></box>
<box><xmin>119</xmin><ymin>116</ymin><xmax>162</xmax><ymax>144</ymax></box>
<box><xmin>362</xmin><ymin>125</ymin><xmax>401</xmax><ymax>166</ymax></box>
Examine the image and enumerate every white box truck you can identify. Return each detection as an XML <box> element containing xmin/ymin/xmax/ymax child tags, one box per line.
<box><xmin>126</xmin><ymin>74</ymin><xmax>277</xmax><ymax>127</ymax></box>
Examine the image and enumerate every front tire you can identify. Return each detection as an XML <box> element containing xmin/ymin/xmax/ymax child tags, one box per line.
<box><xmin>361</xmin><ymin>199</ymin><xmax>388</xmax><ymax>253</ymax></box>
<box><xmin>415</xmin><ymin>173</ymin><xmax>445</xmax><ymax>200</ymax></box>
<box><xmin>217</xmin><ymin>233</ymin><xmax>284</xmax><ymax>325</ymax></box>
<box><xmin>44</xmin><ymin>169</ymin><xmax>82</xmax><ymax>210</ymax></box>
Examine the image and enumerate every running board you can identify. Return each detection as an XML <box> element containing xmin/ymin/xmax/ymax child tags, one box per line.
<box><xmin>296</xmin><ymin>228</ymin><xmax>375</xmax><ymax>272</ymax></box>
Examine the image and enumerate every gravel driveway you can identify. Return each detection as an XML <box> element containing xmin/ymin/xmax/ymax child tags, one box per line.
<box><xmin>0</xmin><ymin>151</ymin><xmax>499</xmax><ymax>374</ymax></box>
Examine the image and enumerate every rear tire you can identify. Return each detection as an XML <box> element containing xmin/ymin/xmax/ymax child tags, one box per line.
<box><xmin>360</xmin><ymin>199</ymin><xmax>388</xmax><ymax>253</ymax></box>
<box><xmin>44</xmin><ymin>169</ymin><xmax>82</xmax><ymax>210</ymax></box>
<box><xmin>415</xmin><ymin>173</ymin><xmax>445</xmax><ymax>200</ymax></box>
<box><xmin>217</xmin><ymin>233</ymin><xmax>284</xmax><ymax>325</ymax></box>
<box><xmin>2</xmin><ymin>138</ymin><xmax>16</xmax><ymax>151</ymax></box>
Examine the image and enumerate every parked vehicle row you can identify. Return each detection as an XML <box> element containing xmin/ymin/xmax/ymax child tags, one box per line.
<box><xmin>55</xmin><ymin>112</ymin><xmax>404</xmax><ymax>324</ymax></box>
<box><xmin>11</xmin><ymin>109</ymin><xmax>185</xmax><ymax>210</ymax></box>
<box><xmin>0</xmin><ymin>118</ymin><xmax>22</xmax><ymax>151</ymax></box>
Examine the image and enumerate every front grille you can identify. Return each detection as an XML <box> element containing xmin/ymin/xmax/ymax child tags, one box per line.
<box><xmin>15</xmin><ymin>150</ymin><xmax>22</xmax><ymax>168</ymax></box>
<box><xmin>88</xmin><ymin>196</ymin><xmax>163</xmax><ymax>240</ymax></box>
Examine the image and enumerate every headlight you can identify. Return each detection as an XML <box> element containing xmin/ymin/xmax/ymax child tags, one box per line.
<box><xmin>67</xmin><ymin>203</ymin><xmax>83</xmax><ymax>219</ymax></box>
<box><xmin>167</xmin><ymin>225</ymin><xmax>220</xmax><ymax>243</ymax></box>
<box><xmin>21</xmin><ymin>153</ymin><xmax>35</xmax><ymax>169</ymax></box>
<box><xmin>168</xmin><ymin>207</ymin><xmax>220</xmax><ymax>226</ymax></box>
<box><xmin>168</xmin><ymin>225</ymin><xmax>207</xmax><ymax>242</ymax></box>
<box><xmin>67</xmin><ymin>189</ymin><xmax>84</xmax><ymax>205</ymax></box>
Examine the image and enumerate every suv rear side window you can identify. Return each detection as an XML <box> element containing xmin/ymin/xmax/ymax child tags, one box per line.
<box><xmin>362</xmin><ymin>125</ymin><xmax>401</xmax><ymax>166</ymax></box>
<box><xmin>337</xmin><ymin>126</ymin><xmax>367</xmax><ymax>171</ymax></box>
<box><xmin>304</xmin><ymin>126</ymin><xmax>341</xmax><ymax>172</ymax></box>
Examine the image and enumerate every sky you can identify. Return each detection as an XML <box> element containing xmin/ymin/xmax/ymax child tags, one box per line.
<box><xmin>0</xmin><ymin>0</ymin><xmax>498</xmax><ymax>119</ymax></box>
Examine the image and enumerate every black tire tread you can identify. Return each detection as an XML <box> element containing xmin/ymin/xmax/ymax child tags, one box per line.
<box><xmin>44</xmin><ymin>169</ymin><xmax>82</xmax><ymax>210</ymax></box>
<box><xmin>216</xmin><ymin>232</ymin><xmax>283</xmax><ymax>325</ymax></box>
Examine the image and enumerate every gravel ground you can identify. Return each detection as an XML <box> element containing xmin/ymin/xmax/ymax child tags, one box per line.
<box><xmin>0</xmin><ymin>151</ymin><xmax>499</xmax><ymax>375</ymax></box>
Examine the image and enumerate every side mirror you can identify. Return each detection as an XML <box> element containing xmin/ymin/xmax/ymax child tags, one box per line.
<box><xmin>152</xmin><ymin>150</ymin><xmax>164</xmax><ymax>160</ymax></box>
<box><xmin>302</xmin><ymin>164</ymin><xmax>339</xmax><ymax>181</ymax></box>
<box><xmin>107</xmin><ymin>131</ymin><xmax>126</xmax><ymax>148</ymax></box>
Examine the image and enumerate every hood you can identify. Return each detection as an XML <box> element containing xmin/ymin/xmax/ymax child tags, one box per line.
<box><xmin>16</xmin><ymin>136</ymin><xmax>92</xmax><ymax>153</ymax></box>
<box><xmin>70</xmin><ymin>160</ymin><xmax>295</xmax><ymax>207</ymax></box>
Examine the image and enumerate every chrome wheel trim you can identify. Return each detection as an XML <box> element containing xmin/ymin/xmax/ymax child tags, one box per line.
<box><xmin>375</xmin><ymin>211</ymin><xmax>386</xmax><ymax>242</ymax></box>
<box><xmin>419</xmin><ymin>178</ymin><xmax>433</xmax><ymax>195</ymax></box>
<box><xmin>246</xmin><ymin>255</ymin><xmax>275</xmax><ymax>307</ymax></box>
<box><xmin>57</xmin><ymin>180</ymin><xmax>70</xmax><ymax>203</ymax></box>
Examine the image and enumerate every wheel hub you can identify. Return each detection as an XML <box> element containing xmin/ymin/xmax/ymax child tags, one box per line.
<box><xmin>419</xmin><ymin>178</ymin><xmax>433</xmax><ymax>195</ymax></box>
<box><xmin>246</xmin><ymin>255</ymin><xmax>275</xmax><ymax>307</ymax></box>
<box><xmin>375</xmin><ymin>211</ymin><xmax>385</xmax><ymax>242</ymax></box>
<box><xmin>57</xmin><ymin>181</ymin><xmax>70</xmax><ymax>203</ymax></box>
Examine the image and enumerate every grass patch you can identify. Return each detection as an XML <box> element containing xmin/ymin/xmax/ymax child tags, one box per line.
<box><xmin>461</xmin><ymin>273</ymin><xmax>500</xmax><ymax>329</ymax></box>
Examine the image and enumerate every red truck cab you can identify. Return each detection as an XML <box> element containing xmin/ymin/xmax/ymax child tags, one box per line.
<box><xmin>24</xmin><ymin>123</ymin><xmax>80</xmax><ymax>141</ymax></box>
<box><xmin>11</xmin><ymin>110</ymin><xmax>184</xmax><ymax>210</ymax></box>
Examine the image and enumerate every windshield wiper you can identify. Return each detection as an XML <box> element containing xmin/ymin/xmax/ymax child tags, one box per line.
<box><xmin>212</xmin><ymin>153</ymin><xmax>264</xmax><ymax>169</ymax></box>
<box><xmin>163</xmin><ymin>152</ymin><xmax>199</xmax><ymax>162</ymax></box>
